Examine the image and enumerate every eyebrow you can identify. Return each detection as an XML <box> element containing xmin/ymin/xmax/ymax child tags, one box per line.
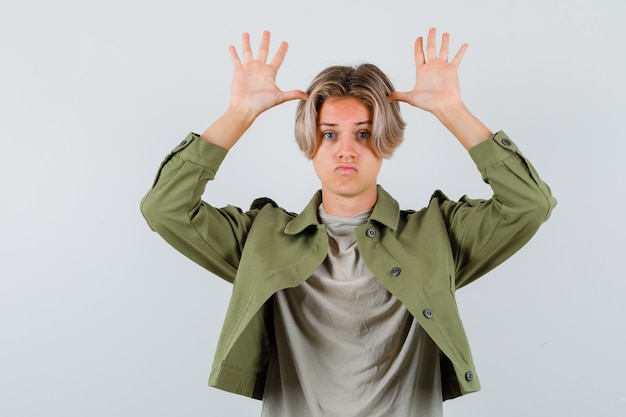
<box><xmin>318</xmin><ymin>120</ymin><xmax>373</xmax><ymax>127</ymax></box>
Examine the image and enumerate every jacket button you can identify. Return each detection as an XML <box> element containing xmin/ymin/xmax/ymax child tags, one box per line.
<box><xmin>501</xmin><ymin>138</ymin><xmax>512</xmax><ymax>146</ymax></box>
<box><xmin>178</xmin><ymin>139</ymin><xmax>187</xmax><ymax>146</ymax></box>
<box><xmin>366</xmin><ymin>228</ymin><xmax>376</xmax><ymax>238</ymax></box>
<box><xmin>465</xmin><ymin>371</ymin><xmax>474</xmax><ymax>382</ymax></box>
<box><xmin>390</xmin><ymin>267</ymin><xmax>401</xmax><ymax>277</ymax></box>
<box><xmin>423</xmin><ymin>309</ymin><xmax>434</xmax><ymax>319</ymax></box>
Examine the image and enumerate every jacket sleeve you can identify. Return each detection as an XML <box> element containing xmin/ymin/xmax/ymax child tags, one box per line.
<box><xmin>437</xmin><ymin>131</ymin><xmax>557</xmax><ymax>289</ymax></box>
<box><xmin>140</xmin><ymin>133</ymin><xmax>256</xmax><ymax>283</ymax></box>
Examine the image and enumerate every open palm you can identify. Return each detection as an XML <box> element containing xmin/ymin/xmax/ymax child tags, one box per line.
<box><xmin>389</xmin><ymin>28</ymin><xmax>468</xmax><ymax>114</ymax></box>
<box><xmin>228</xmin><ymin>31</ymin><xmax>307</xmax><ymax>117</ymax></box>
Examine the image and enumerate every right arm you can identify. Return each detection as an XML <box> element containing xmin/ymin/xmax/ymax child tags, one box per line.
<box><xmin>140</xmin><ymin>32</ymin><xmax>306</xmax><ymax>282</ymax></box>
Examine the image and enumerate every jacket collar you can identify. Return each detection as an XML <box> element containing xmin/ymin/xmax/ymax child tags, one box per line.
<box><xmin>284</xmin><ymin>185</ymin><xmax>400</xmax><ymax>235</ymax></box>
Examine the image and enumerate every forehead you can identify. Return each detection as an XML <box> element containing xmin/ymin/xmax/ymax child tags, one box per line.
<box><xmin>317</xmin><ymin>97</ymin><xmax>372</xmax><ymax>123</ymax></box>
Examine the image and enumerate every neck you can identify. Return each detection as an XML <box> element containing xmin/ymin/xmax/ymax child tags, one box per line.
<box><xmin>320</xmin><ymin>188</ymin><xmax>377</xmax><ymax>217</ymax></box>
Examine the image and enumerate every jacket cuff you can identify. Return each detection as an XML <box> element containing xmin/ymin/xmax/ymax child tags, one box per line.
<box><xmin>468</xmin><ymin>130</ymin><xmax>519</xmax><ymax>170</ymax></box>
<box><xmin>171</xmin><ymin>132</ymin><xmax>229</xmax><ymax>173</ymax></box>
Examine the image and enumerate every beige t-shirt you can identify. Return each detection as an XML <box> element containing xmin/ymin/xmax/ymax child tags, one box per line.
<box><xmin>261</xmin><ymin>207</ymin><xmax>442</xmax><ymax>417</ymax></box>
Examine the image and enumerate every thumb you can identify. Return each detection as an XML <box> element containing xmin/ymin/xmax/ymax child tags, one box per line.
<box><xmin>387</xmin><ymin>91</ymin><xmax>410</xmax><ymax>103</ymax></box>
<box><xmin>280</xmin><ymin>89</ymin><xmax>309</xmax><ymax>104</ymax></box>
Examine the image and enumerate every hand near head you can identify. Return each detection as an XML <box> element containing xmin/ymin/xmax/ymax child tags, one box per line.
<box><xmin>388</xmin><ymin>28</ymin><xmax>468</xmax><ymax>117</ymax></box>
<box><xmin>389</xmin><ymin>28</ymin><xmax>492</xmax><ymax>149</ymax></box>
<box><xmin>200</xmin><ymin>31</ymin><xmax>307</xmax><ymax>149</ymax></box>
<box><xmin>228</xmin><ymin>31</ymin><xmax>308</xmax><ymax>119</ymax></box>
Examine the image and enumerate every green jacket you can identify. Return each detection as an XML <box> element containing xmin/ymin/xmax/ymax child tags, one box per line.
<box><xmin>140</xmin><ymin>130</ymin><xmax>555</xmax><ymax>401</ymax></box>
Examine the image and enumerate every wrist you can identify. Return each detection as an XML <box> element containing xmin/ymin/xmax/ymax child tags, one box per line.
<box><xmin>432</xmin><ymin>102</ymin><xmax>493</xmax><ymax>150</ymax></box>
<box><xmin>200</xmin><ymin>107</ymin><xmax>258</xmax><ymax>150</ymax></box>
<box><xmin>224</xmin><ymin>104</ymin><xmax>259</xmax><ymax>126</ymax></box>
<box><xmin>431</xmin><ymin>101</ymin><xmax>469</xmax><ymax>125</ymax></box>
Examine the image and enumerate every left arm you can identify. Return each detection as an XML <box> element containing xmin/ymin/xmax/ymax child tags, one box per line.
<box><xmin>389</xmin><ymin>28</ymin><xmax>556</xmax><ymax>287</ymax></box>
<box><xmin>442</xmin><ymin>132</ymin><xmax>556</xmax><ymax>288</ymax></box>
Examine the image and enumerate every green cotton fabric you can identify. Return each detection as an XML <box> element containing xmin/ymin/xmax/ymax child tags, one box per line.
<box><xmin>140</xmin><ymin>130</ymin><xmax>556</xmax><ymax>401</ymax></box>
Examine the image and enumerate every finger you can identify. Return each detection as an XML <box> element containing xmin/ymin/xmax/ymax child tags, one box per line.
<box><xmin>426</xmin><ymin>27</ymin><xmax>437</xmax><ymax>61</ymax></box>
<box><xmin>257</xmin><ymin>30</ymin><xmax>271</xmax><ymax>63</ymax></box>
<box><xmin>451</xmin><ymin>43</ymin><xmax>469</xmax><ymax>67</ymax></box>
<box><xmin>241</xmin><ymin>32</ymin><xmax>253</xmax><ymax>62</ymax></box>
<box><xmin>269</xmin><ymin>41</ymin><xmax>289</xmax><ymax>69</ymax></box>
<box><xmin>413</xmin><ymin>36</ymin><xmax>425</xmax><ymax>65</ymax></box>
<box><xmin>439</xmin><ymin>32</ymin><xmax>450</xmax><ymax>62</ymax></box>
<box><xmin>280</xmin><ymin>89</ymin><xmax>309</xmax><ymax>103</ymax></box>
<box><xmin>228</xmin><ymin>45</ymin><xmax>242</xmax><ymax>68</ymax></box>
<box><xmin>387</xmin><ymin>91</ymin><xmax>409</xmax><ymax>103</ymax></box>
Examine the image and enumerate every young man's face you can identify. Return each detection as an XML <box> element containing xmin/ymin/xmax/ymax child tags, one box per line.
<box><xmin>312</xmin><ymin>97</ymin><xmax>383</xmax><ymax>212</ymax></box>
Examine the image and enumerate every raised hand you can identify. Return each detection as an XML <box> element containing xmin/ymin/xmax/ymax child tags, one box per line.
<box><xmin>388</xmin><ymin>28</ymin><xmax>468</xmax><ymax>116</ymax></box>
<box><xmin>201</xmin><ymin>31</ymin><xmax>307</xmax><ymax>149</ymax></box>
<box><xmin>388</xmin><ymin>28</ymin><xmax>492</xmax><ymax>149</ymax></box>
<box><xmin>228</xmin><ymin>31</ymin><xmax>308</xmax><ymax>118</ymax></box>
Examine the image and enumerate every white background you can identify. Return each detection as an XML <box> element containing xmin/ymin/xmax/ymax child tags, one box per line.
<box><xmin>2</xmin><ymin>0</ymin><xmax>625</xmax><ymax>416</ymax></box>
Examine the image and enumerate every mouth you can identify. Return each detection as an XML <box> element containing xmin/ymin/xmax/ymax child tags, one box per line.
<box><xmin>336</xmin><ymin>164</ymin><xmax>357</xmax><ymax>174</ymax></box>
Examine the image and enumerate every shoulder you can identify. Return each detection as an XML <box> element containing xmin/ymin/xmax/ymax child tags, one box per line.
<box><xmin>249</xmin><ymin>197</ymin><xmax>298</xmax><ymax>218</ymax></box>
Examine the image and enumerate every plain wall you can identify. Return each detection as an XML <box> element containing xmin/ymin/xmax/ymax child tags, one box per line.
<box><xmin>1</xmin><ymin>0</ymin><xmax>625</xmax><ymax>416</ymax></box>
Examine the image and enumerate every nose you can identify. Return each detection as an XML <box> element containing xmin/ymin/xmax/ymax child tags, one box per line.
<box><xmin>336</xmin><ymin>136</ymin><xmax>357</xmax><ymax>159</ymax></box>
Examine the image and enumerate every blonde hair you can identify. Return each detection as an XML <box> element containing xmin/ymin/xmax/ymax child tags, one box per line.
<box><xmin>295</xmin><ymin>64</ymin><xmax>405</xmax><ymax>159</ymax></box>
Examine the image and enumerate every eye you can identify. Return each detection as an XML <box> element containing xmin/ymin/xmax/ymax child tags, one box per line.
<box><xmin>356</xmin><ymin>130</ymin><xmax>371</xmax><ymax>140</ymax></box>
<box><xmin>322</xmin><ymin>131</ymin><xmax>336</xmax><ymax>140</ymax></box>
